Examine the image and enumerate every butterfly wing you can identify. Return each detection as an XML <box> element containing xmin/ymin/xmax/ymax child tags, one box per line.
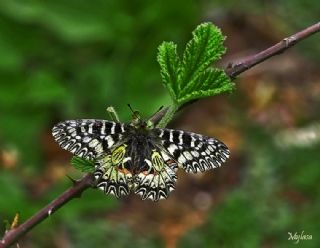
<box><xmin>154</xmin><ymin>128</ymin><xmax>230</xmax><ymax>173</ymax></box>
<box><xmin>52</xmin><ymin>119</ymin><xmax>127</xmax><ymax>160</ymax></box>
<box><xmin>94</xmin><ymin>139</ymin><xmax>177</xmax><ymax>201</ymax></box>
<box><xmin>94</xmin><ymin>143</ymin><xmax>134</xmax><ymax>198</ymax></box>
<box><xmin>133</xmin><ymin>141</ymin><xmax>178</xmax><ymax>201</ymax></box>
<box><xmin>53</xmin><ymin>119</ymin><xmax>132</xmax><ymax>198</ymax></box>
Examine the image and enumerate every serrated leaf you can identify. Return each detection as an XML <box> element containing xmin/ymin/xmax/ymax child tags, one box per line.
<box><xmin>177</xmin><ymin>68</ymin><xmax>234</xmax><ymax>104</ymax></box>
<box><xmin>157</xmin><ymin>41</ymin><xmax>180</xmax><ymax>100</ymax></box>
<box><xmin>179</xmin><ymin>23</ymin><xmax>226</xmax><ymax>90</ymax></box>
<box><xmin>71</xmin><ymin>156</ymin><xmax>95</xmax><ymax>173</ymax></box>
<box><xmin>157</xmin><ymin>22</ymin><xmax>233</xmax><ymax>107</ymax></box>
<box><xmin>157</xmin><ymin>23</ymin><xmax>233</xmax><ymax>105</ymax></box>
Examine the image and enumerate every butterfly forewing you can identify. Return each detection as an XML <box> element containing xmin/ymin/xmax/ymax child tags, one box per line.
<box><xmin>52</xmin><ymin>119</ymin><xmax>127</xmax><ymax>160</ymax></box>
<box><xmin>154</xmin><ymin>128</ymin><xmax>230</xmax><ymax>173</ymax></box>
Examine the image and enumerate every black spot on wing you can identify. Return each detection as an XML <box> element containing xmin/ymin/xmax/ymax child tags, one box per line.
<box><xmin>182</xmin><ymin>133</ymin><xmax>192</xmax><ymax>146</ymax></box>
<box><xmin>104</xmin><ymin>122</ymin><xmax>114</xmax><ymax>134</ymax></box>
<box><xmin>115</xmin><ymin>123</ymin><xmax>122</xmax><ymax>133</ymax></box>
<box><xmin>172</xmin><ymin>130</ymin><xmax>180</xmax><ymax>144</ymax></box>
<box><xmin>76</xmin><ymin>126</ymin><xmax>82</xmax><ymax>134</ymax></box>
<box><xmin>162</xmin><ymin>130</ymin><xmax>170</xmax><ymax>140</ymax></box>
<box><xmin>92</xmin><ymin>121</ymin><xmax>103</xmax><ymax>134</ymax></box>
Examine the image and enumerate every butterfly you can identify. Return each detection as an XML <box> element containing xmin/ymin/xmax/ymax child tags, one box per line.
<box><xmin>52</xmin><ymin>108</ymin><xmax>230</xmax><ymax>201</ymax></box>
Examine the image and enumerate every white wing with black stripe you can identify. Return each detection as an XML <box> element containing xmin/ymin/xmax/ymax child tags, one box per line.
<box><xmin>154</xmin><ymin>128</ymin><xmax>230</xmax><ymax>173</ymax></box>
<box><xmin>52</xmin><ymin>119</ymin><xmax>127</xmax><ymax>160</ymax></box>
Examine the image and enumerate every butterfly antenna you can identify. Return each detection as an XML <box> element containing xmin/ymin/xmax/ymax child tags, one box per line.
<box><xmin>157</xmin><ymin>106</ymin><xmax>164</xmax><ymax>112</ymax></box>
<box><xmin>127</xmin><ymin>104</ymin><xmax>134</xmax><ymax>113</ymax></box>
<box><xmin>127</xmin><ymin>104</ymin><xmax>141</xmax><ymax>121</ymax></box>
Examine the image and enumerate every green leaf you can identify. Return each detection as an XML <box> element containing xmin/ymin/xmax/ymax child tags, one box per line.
<box><xmin>179</xmin><ymin>23</ymin><xmax>225</xmax><ymax>89</ymax></box>
<box><xmin>157</xmin><ymin>22</ymin><xmax>234</xmax><ymax>106</ymax></box>
<box><xmin>157</xmin><ymin>41</ymin><xmax>180</xmax><ymax>101</ymax></box>
<box><xmin>178</xmin><ymin>68</ymin><xmax>234</xmax><ymax>104</ymax></box>
<box><xmin>71</xmin><ymin>156</ymin><xmax>95</xmax><ymax>173</ymax></box>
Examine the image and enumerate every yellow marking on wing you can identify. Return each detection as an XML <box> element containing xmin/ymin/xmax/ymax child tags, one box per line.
<box><xmin>102</xmin><ymin>155</ymin><xmax>112</xmax><ymax>164</ymax></box>
<box><xmin>111</xmin><ymin>144</ymin><xmax>127</xmax><ymax>165</ymax></box>
<box><xmin>151</xmin><ymin>149</ymin><xmax>165</xmax><ymax>172</ymax></box>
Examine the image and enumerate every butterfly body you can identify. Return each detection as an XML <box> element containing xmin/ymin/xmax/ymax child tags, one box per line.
<box><xmin>52</xmin><ymin>114</ymin><xmax>230</xmax><ymax>201</ymax></box>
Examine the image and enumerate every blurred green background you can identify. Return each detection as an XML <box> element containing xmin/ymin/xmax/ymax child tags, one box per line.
<box><xmin>0</xmin><ymin>1</ymin><xmax>319</xmax><ymax>247</ymax></box>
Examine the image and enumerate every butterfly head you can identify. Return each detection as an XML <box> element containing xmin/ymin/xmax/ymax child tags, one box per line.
<box><xmin>128</xmin><ymin>104</ymin><xmax>154</xmax><ymax>130</ymax></box>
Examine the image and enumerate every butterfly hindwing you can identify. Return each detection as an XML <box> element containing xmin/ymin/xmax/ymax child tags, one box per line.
<box><xmin>154</xmin><ymin>128</ymin><xmax>230</xmax><ymax>173</ymax></box>
<box><xmin>94</xmin><ymin>143</ymin><xmax>133</xmax><ymax>198</ymax></box>
<box><xmin>94</xmin><ymin>140</ymin><xmax>178</xmax><ymax>201</ymax></box>
<box><xmin>133</xmin><ymin>144</ymin><xmax>177</xmax><ymax>201</ymax></box>
<box><xmin>52</xmin><ymin>119</ymin><xmax>127</xmax><ymax>160</ymax></box>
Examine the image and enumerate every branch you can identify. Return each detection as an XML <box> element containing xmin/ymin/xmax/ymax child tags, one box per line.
<box><xmin>225</xmin><ymin>22</ymin><xmax>320</xmax><ymax>79</ymax></box>
<box><xmin>0</xmin><ymin>174</ymin><xmax>95</xmax><ymax>248</ymax></box>
<box><xmin>0</xmin><ymin>22</ymin><xmax>319</xmax><ymax>248</ymax></box>
<box><xmin>148</xmin><ymin>106</ymin><xmax>170</xmax><ymax>126</ymax></box>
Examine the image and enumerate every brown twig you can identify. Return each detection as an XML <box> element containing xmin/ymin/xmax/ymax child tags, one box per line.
<box><xmin>225</xmin><ymin>22</ymin><xmax>320</xmax><ymax>79</ymax></box>
<box><xmin>0</xmin><ymin>174</ymin><xmax>95</xmax><ymax>248</ymax></box>
<box><xmin>149</xmin><ymin>106</ymin><xmax>170</xmax><ymax>126</ymax></box>
<box><xmin>0</xmin><ymin>22</ymin><xmax>319</xmax><ymax>248</ymax></box>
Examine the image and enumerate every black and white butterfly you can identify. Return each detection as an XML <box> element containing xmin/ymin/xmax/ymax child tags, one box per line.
<box><xmin>52</xmin><ymin>109</ymin><xmax>230</xmax><ymax>201</ymax></box>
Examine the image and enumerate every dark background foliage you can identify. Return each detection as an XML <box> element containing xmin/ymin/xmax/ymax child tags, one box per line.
<box><xmin>0</xmin><ymin>1</ymin><xmax>319</xmax><ymax>247</ymax></box>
